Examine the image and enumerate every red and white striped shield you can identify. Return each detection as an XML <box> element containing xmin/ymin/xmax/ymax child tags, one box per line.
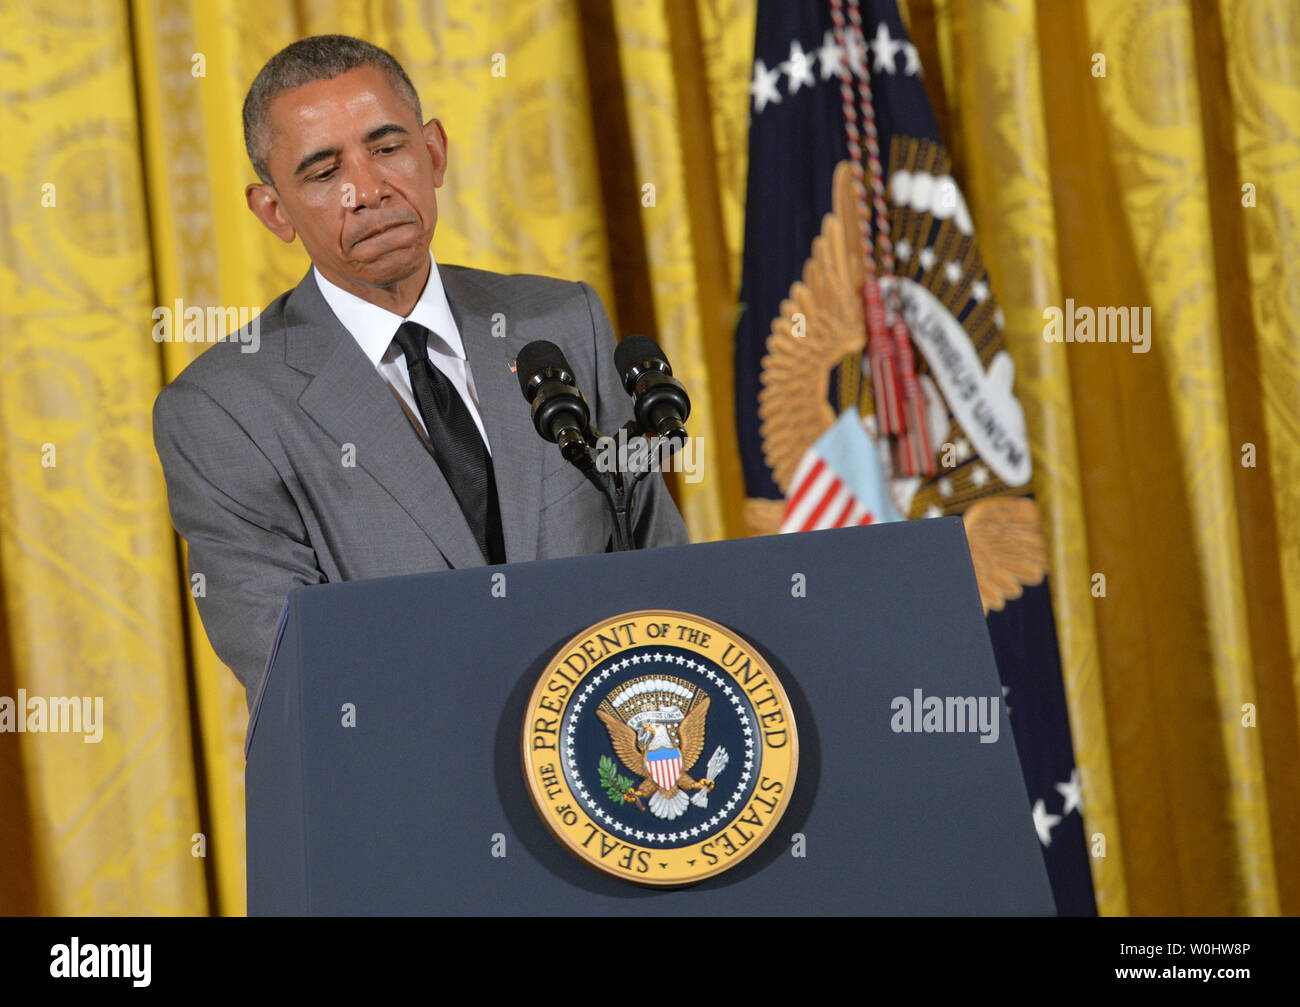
<box><xmin>647</xmin><ymin>748</ymin><xmax>683</xmax><ymax>791</ymax></box>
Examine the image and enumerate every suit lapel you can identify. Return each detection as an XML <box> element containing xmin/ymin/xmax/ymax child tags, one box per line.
<box><xmin>441</xmin><ymin>266</ymin><xmax>543</xmax><ymax>564</ymax></box>
<box><xmin>282</xmin><ymin>263</ymin><xmax>543</xmax><ymax>567</ymax></box>
<box><xmin>283</xmin><ymin>269</ymin><xmax>485</xmax><ymax>569</ymax></box>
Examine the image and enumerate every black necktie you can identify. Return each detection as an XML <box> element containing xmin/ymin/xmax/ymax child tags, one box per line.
<box><xmin>392</xmin><ymin>321</ymin><xmax>505</xmax><ymax>564</ymax></box>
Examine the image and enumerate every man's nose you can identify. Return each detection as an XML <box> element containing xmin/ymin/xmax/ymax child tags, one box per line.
<box><xmin>345</xmin><ymin>153</ymin><xmax>391</xmax><ymax>207</ymax></box>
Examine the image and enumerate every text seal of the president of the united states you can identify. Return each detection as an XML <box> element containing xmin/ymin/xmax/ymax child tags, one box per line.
<box><xmin>522</xmin><ymin>610</ymin><xmax>798</xmax><ymax>886</ymax></box>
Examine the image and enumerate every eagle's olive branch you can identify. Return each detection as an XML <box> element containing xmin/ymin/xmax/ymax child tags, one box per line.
<box><xmin>598</xmin><ymin>755</ymin><xmax>644</xmax><ymax>810</ymax></box>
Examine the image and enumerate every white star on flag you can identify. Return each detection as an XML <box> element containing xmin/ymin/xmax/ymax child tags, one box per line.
<box><xmin>781</xmin><ymin>40</ymin><xmax>816</xmax><ymax>94</ymax></box>
<box><xmin>901</xmin><ymin>42</ymin><xmax>922</xmax><ymax>76</ymax></box>
<box><xmin>871</xmin><ymin>23</ymin><xmax>902</xmax><ymax>74</ymax></box>
<box><xmin>971</xmin><ymin>279</ymin><xmax>989</xmax><ymax>302</ymax></box>
<box><xmin>817</xmin><ymin>30</ymin><xmax>844</xmax><ymax>80</ymax></box>
<box><xmin>750</xmin><ymin>58</ymin><xmax>782</xmax><ymax>113</ymax></box>
<box><xmin>1032</xmin><ymin>799</ymin><xmax>1062</xmax><ymax>846</ymax></box>
<box><xmin>895</xmin><ymin>238</ymin><xmax>912</xmax><ymax>260</ymax></box>
<box><xmin>919</xmin><ymin>246</ymin><xmax>937</xmax><ymax>270</ymax></box>
<box><xmin>971</xmin><ymin>463</ymin><xmax>990</xmax><ymax>487</ymax></box>
<box><xmin>1056</xmin><ymin>769</ymin><xmax>1083</xmax><ymax>816</ymax></box>
<box><xmin>944</xmin><ymin>261</ymin><xmax>962</xmax><ymax>284</ymax></box>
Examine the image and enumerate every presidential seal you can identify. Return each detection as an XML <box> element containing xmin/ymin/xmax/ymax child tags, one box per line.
<box><xmin>522</xmin><ymin>610</ymin><xmax>798</xmax><ymax>886</ymax></box>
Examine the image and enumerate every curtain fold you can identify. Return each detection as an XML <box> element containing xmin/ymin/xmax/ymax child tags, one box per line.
<box><xmin>0</xmin><ymin>2</ymin><xmax>208</xmax><ymax>914</ymax></box>
<box><xmin>1212</xmin><ymin>0</ymin><xmax>1300</xmax><ymax>917</ymax></box>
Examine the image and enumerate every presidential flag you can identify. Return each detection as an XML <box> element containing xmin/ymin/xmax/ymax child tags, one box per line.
<box><xmin>734</xmin><ymin>0</ymin><xmax>1097</xmax><ymax>915</ymax></box>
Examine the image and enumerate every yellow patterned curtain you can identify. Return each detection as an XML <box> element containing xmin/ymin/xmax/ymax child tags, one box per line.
<box><xmin>1</xmin><ymin>0</ymin><xmax>1296</xmax><ymax>917</ymax></box>
<box><xmin>902</xmin><ymin>0</ymin><xmax>1300</xmax><ymax>915</ymax></box>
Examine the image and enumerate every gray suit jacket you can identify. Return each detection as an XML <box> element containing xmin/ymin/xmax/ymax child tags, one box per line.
<box><xmin>153</xmin><ymin>264</ymin><xmax>689</xmax><ymax>705</ymax></box>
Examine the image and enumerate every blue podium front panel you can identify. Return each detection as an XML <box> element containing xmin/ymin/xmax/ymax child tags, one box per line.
<box><xmin>247</xmin><ymin>518</ymin><xmax>1054</xmax><ymax>915</ymax></box>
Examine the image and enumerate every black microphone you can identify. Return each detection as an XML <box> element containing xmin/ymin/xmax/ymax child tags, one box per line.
<box><xmin>614</xmin><ymin>334</ymin><xmax>690</xmax><ymax>442</ymax></box>
<box><xmin>516</xmin><ymin>340</ymin><xmax>591</xmax><ymax>462</ymax></box>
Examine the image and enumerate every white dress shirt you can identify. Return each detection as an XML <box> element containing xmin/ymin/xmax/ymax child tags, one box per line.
<box><xmin>313</xmin><ymin>252</ymin><xmax>491</xmax><ymax>453</ymax></box>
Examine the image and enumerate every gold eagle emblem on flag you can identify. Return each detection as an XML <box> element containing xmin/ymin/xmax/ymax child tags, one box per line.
<box><xmin>748</xmin><ymin>147</ymin><xmax>1048</xmax><ymax>613</ymax></box>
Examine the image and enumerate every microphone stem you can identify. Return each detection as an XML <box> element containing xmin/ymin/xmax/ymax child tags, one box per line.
<box><xmin>571</xmin><ymin>450</ymin><xmax>633</xmax><ymax>552</ymax></box>
<box><xmin>567</xmin><ymin>424</ymin><xmax>677</xmax><ymax>553</ymax></box>
<box><xmin>615</xmin><ymin>477</ymin><xmax>637</xmax><ymax>552</ymax></box>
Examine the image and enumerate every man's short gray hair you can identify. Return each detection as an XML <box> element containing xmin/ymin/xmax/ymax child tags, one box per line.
<box><xmin>243</xmin><ymin>34</ymin><xmax>423</xmax><ymax>185</ymax></box>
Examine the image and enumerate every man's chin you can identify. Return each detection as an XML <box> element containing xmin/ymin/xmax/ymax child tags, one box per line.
<box><xmin>342</xmin><ymin>243</ymin><xmax>429</xmax><ymax>287</ymax></box>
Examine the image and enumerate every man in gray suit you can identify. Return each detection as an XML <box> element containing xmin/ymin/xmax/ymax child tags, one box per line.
<box><xmin>153</xmin><ymin>35</ymin><xmax>689</xmax><ymax>706</ymax></box>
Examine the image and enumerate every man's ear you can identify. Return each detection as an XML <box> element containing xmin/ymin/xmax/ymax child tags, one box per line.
<box><xmin>245</xmin><ymin>182</ymin><xmax>297</xmax><ymax>243</ymax></box>
<box><xmin>423</xmin><ymin>117</ymin><xmax>448</xmax><ymax>188</ymax></box>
